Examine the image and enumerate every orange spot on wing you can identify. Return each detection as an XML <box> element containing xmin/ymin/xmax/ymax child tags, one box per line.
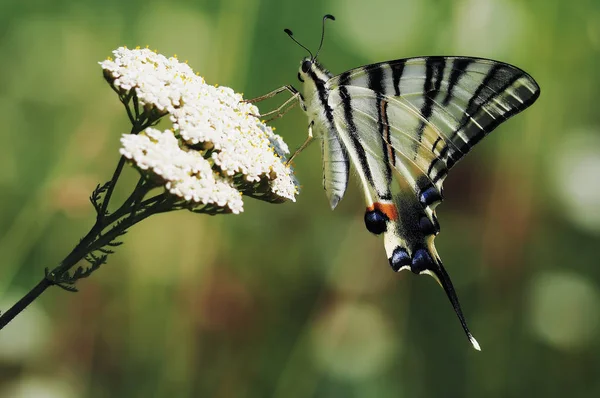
<box><xmin>367</xmin><ymin>202</ymin><xmax>399</xmax><ymax>221</ymax></box>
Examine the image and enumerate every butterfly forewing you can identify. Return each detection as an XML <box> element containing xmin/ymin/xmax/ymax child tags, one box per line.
<box><xmin>328</xmin><ymin>56</ymin><xmax>540</xmax><ymax>205</ymax></box>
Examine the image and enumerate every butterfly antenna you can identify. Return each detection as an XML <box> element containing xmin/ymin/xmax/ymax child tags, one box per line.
<box><xmin>314</xmin><ymin>14</ymin><xmax>335</xmax><ymax>60</ymax></box>
<box><xmin>284</xmin><ymin>28</ymin><xmax>313</xmax><ymax>59</ymax></box>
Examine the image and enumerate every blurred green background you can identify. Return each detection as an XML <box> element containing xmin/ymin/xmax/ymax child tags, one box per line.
<box><xmin>1</xmin><ymin>0</ymin><xmax>600</xmax><ymax>396</ymax></box>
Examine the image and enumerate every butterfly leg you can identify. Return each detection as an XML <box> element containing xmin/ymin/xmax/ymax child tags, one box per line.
<box><xmin>246</xmin><ymin>85</ymin><xmax>302</xmax><ymax>121</ymax></box>
<box><xmin>286</xmin><ymin>122</ymin><xmax>314</xmax><ymax>165</ymax></box>
<box><xmin>245</xmin><ymin>85</ymin><xmax>299</xmax><ymax>103</ymax></box>
<box><xmin>258</xmin><ymin>93</ymin><xmax>300</xmax><ymax>122</ymax></box>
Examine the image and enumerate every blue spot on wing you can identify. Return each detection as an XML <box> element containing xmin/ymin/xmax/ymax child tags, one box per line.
<box><xmin>419</xmin><ymin>186</ymin><xmax>442</xmax><ymax>207</ymax></box>
<box><xmin>419</xmin><ymin>216</ymin><xmax>439</xmax><ymax>236</ymax></box>
<box><xmin>411</xmin><ymin>248</ymin><xmax>434</xmax><ymax>274</ymax></box>
<box><xmin>365</xmin><ymin>209</ymin><xmax>388</xmax><ymax>235</ymax></box>
<box><xmin>389</xmin><ymin>247</ymin><xmax>411</xmax><ymax>272</ymax></box>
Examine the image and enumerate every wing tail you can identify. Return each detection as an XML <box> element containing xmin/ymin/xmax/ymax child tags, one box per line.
<box><xmin>365</xmin><ymin>188</ymin><xmax>480</xmax><ymax>351</ymax></box>
<box><xmin>426</xmin><ymin>252</ymin><xmax>481</xmax><ymax>351</ymax></box>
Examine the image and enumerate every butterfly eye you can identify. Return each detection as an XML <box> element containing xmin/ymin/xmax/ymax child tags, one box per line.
<box><xmin>301</xmin><ymin>60</ymin><xmax>312</xmax><ymax>73</ymax></box>
<box><xmin>297</xmin><ymin>72</ymin><xmax>304</xmax><ymax>82</ymax></box>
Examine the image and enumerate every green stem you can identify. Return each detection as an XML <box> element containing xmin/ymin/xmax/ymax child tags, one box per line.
<box><xmin>49</xmin><ymin>187</ymin><xmax>162</xmax><ymax>280</ymax></box>
<box><xmin>0</xmin><ymin>195</ymin><xmax>165</xmax><ymax>331</ymax></box>
<box><xmin>0</xmin><ymin>277</ymin><xmax>53</xmax><ymax>329</ymax></box>
<box><xmin>98</xmin><ymin>156</ymin><xmax>126</xmax><ymax>222</ymax></box>
<box><xmin>0</xmin><ymin>173</ymin><xmax>166</xmax><ymax>332</ymax></box>
<box><xmin>98</xmin><ymin>116</ymin><xmax>151</xmax><ymax>223</ymax></box>
<box><xmin>87</xmin><ymin>196</ymin><xmax>169</xmax><ymax>254</ymax></box>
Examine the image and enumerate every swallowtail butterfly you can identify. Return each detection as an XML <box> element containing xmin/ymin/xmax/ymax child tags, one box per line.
<box><xmin>252</xmin><ymin>15</ymin><xmax>540</xmax><ymax>350</ymax></box>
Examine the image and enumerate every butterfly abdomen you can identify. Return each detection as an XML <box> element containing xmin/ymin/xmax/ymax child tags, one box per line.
<box><xmin>299</xmin><ymin>58</ymin><xmax>352</xmax><ymax>209</ymax></box>
<box><xmin>321</xmin><ymin>131</ymin><xmax>350</xmax><ymax>209</ymax></box>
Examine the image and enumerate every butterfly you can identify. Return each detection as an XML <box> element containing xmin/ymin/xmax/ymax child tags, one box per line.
<box><xmin>251</xmin><ymin>15</ymin><xmax>540</xmax><ymax>350</ymax></box>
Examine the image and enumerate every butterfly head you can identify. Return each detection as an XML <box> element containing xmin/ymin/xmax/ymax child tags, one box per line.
<box><xmin>285</xmin><ymin>15</ymin><xmax>335</xmax><ymax>85</ymax></box>
<box><xmin>297</xmin><ymin>58</ymin><xmax>311</xmax><ymax>82</ymax></box>
<box><xmin>297</xmin><ymin>57</ymin><xmax>331</xmax><ymax>84</ymax></box>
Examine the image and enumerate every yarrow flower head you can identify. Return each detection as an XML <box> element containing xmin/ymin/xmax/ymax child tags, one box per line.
<box><xmin>101</xmin><ymin>47</ymin><xmax>298</xmax><ymax>214</ymax></box>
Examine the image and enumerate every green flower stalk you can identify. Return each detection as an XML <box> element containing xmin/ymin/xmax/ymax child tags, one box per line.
<box><xmin>0</xmin><ymin>47</ymin><xmax>298</xmax><ymax>330</ymax></box>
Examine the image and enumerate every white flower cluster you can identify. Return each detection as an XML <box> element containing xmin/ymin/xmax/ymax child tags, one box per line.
<box><xmin>120</xmin><ymin>128</ymin><xmax>245</xmax><ymax>213</ymax></box>
<box><xmin>101</xmin><ymin>47</ymin><xmax>298</xmax><ymax>214</ymax></box>
<box><xmin>100</xmin><ymin>47</ymin><xmax>202</xmax><ymax>114</ymax></box>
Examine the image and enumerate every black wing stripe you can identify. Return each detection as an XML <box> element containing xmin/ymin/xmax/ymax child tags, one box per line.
<box><xmin>367</xmin><ymin>65</ymin><xmax>395</xmax><ymax>185</ymax></box>
<box><xmin>431</xmin><ymin>165</ymin><xmax>448</xmax><ymax>184</ymax></box>
<box><xmin>338</xmin><ymin>85</ymin><xmax>374</xmax><ymax>186</ymax></box>
<box><xmin>338</xmin><ymin>70</ymin><xmax>352</xmax><ymax>86</ymax></box>
<box><xmin>427</xmin><ymin>157</ymin><xmax>443</xmax><ymax>181</ymax></box>
<box><xmin>391</xmin><ymin>61</ymin><xmax>406</xmax><ymax>97</ymax></box>
<box><xmin>376</xmin><ymin>97</ymin><xmax>394</xmax><ymax>184</ymax></box>
<box><xmin>443</xmin><ymin>58</ymin><xmax>473</xmax><ymax>106</ymax></box>
<box><xmin>431</xmin><ymin>136</ymin><xmax>443</xmax><ymax>153</ymax></box>
<box><xmin>381</xmin><ymin>99</ymin><xmax>396</xmax><ymax>167</ymax></box>
<box><xmin>430</xmin><ymin>58</ymin><xmax>446</xmax><ymax>93</ymax></box>
<box><xmin>367</xmin><ymin>65</ymin><xmax>385</xmax><ymax>95</ymax></box>
<box><xmin>415</xmin><ymin>57</ymin><xmax>445</xmax><ymax>153</ymax></box>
